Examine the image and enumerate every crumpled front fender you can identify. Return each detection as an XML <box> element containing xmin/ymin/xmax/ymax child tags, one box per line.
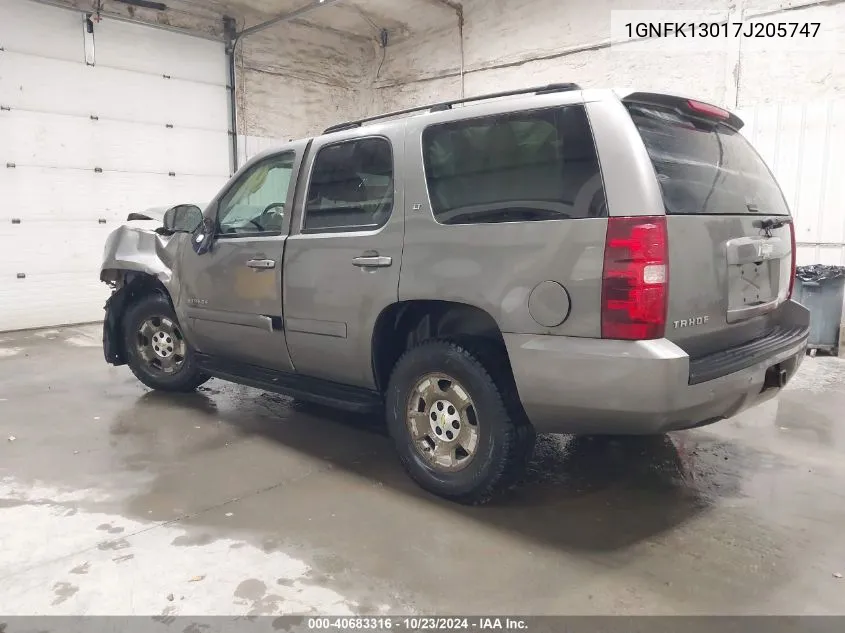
<box><xmin>100</xmin><ymin>223</ymin><xmax>181</xmax><ymax>289</ymax></box>
<box><xmin>100</xmin><ymin>223</ymin><xmax>186</xmax><ymax>365</ymax></box>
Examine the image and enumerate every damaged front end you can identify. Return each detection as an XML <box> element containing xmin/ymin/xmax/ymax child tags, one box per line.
<box><xmin>100</xmin><ymin>206</ymin><xmax>199</xmax><ymax>365</ymax></box>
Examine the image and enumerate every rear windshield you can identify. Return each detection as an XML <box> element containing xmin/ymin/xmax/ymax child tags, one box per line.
<box><xmin>627</xmin><ymin>103</ymin><xmax>789</xmax><ymax>216</ymax></box>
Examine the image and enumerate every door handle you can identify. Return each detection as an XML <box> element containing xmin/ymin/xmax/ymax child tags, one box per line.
<box><xmin>352</xmin><ymin>255</ymin><xmax>392</xmax><ymax>268</ymax></box>
<box><xmin>246</xmin><ymin>259</ymin><xmax>276</xmax><ymax>269</ymax></box>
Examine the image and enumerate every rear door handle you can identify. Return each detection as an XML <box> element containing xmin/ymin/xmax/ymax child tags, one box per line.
<box><xmin>246</xmin><ymin>259</ymin><xmax>276</xmax><ymax>269</ymax></box>
<box><xmin>352</xmin><ymin>255</ymin><xmax>392</xmax><ymax>268</ymax></box>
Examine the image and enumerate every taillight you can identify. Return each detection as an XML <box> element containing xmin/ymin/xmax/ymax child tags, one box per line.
<box><xmin>788</xmin><ymin>220</ymin><xmax>796</xmax><ymax>299</ymax></box>
<box><xmin>601</xmin><ymin>216</ymin><xmax>668</xmax><ymax>340</ymax></box>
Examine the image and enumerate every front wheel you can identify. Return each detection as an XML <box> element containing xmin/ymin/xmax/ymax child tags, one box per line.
<box><xmin>386</xmin><ymin>340</ymin><xmax>535</xmax><ymax>505</ymax></box>
<box><xmin>123</xmin><ymin>294</ymin><xmax>209</xmax><ymax>392</ymax></box>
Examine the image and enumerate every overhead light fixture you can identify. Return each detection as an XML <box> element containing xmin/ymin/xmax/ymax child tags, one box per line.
<box><xmin>114</xmin><ymin>0</ymin><xmax>168</xmax><ymax>11</ymax></box>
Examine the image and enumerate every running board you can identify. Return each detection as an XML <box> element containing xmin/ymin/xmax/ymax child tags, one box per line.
<box><xmin>195</xmin><ymin>354</ymin><xmax>382</xmax><ymax>413</ymax></box>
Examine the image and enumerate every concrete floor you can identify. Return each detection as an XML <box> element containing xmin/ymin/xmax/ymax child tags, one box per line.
<box><xmin>1</xmin><ymin>324</ymin><xmax>845</xmax><ymax>616</ymax></box>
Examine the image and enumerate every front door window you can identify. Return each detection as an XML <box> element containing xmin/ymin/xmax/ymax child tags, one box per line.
<box><xmin>217</xmin><ymin>152</ymin><xmax>295</xmax><ymax>236</ymax></box>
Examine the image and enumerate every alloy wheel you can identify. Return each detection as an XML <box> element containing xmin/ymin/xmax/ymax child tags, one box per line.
<box><xmin>406</xmin><ymin>373</ymin><xmax>479</xmax><ymax>472</ymax></box>
<box><xmin>135</xmin><ymin>316</ymin><xmax>187</xmax><ymax>375</ymax></box>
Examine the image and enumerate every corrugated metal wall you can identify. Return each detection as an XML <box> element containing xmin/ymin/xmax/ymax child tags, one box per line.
<box><xmin>739</xmin><ymin>100</ymin><xmax>845</xmax><ymax>267</ymax></box>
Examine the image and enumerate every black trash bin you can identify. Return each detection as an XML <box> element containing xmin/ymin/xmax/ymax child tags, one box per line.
<box><xmin>793</xmin><ymin>265</ymin><xmax>845</xmax><ymax>356</ymax></box>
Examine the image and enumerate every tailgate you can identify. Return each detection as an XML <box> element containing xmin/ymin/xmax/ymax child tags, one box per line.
<box><xmin>665</xmin><ymin>214</ymin><xmax>793</xmax><ymax>358</ymax></box>
<box><xmin>625</xmin><ymin>95</ymin><xmax>796</xmax><ymax>358</ymax></box>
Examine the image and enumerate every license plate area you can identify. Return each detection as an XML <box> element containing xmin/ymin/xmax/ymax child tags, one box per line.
<box><xmin>725</xmin><ymin>235</ymin><xmax>789</xmax><ymax>323</ymax></box>
<box><xmin>731</xmin><ymin>261</ymin><xmax>776</xmax><ymax>306</ymax></box>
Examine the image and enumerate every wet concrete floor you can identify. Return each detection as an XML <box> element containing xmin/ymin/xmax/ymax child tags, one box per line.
<box><xmin>1</xmin><ymin>324</ymin><xmax>845</xmax><ymax>615</ymax></box>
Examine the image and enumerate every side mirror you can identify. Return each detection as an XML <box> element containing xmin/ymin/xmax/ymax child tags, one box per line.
<box><xmin>162</xmin><ymin>204</ymin><xmax>203</xmax><ymax>234</ymax></box>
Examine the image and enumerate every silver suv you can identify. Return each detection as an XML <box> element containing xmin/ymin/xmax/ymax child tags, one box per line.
<box><xmin>100</xmin><ymin>84</ymin><xmax>810</xmax><ymax>504</ymax></box>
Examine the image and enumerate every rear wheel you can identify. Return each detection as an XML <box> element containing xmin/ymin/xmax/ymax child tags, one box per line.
<box><xmin>386</xmin><ymin>340</ymin><xmax>534</xmax><ymax>504</ymax></box>
<box><xmin>123</xmin><ymin>294</ymin><xmax>209</xmax><ymax>392</ymax></box>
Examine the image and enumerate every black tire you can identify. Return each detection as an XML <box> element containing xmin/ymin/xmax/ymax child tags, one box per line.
<box><xmin>123</xmin><ymin>293</ymin><xmax>209</xmax><ymax>393</ymax></box>
<box><xmin>386</xmin><ymin>339</ymin><xmax>535</xmax><ymax>505</ymax></box>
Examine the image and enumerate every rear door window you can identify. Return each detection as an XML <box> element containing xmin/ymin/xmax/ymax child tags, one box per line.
<box><xmin>627</xmin><ymin>103</ymin><xmax>789</xmax><ymax>216</ymax></box>
<box><xmin>303</xmin><ymin>137</ymin><xmax>394</xmax><ymax>232</ymax></box>
<box><xmin>422</xmin><ymin>105</ymin><xmax>606</xmax><ymax>224</ymax></box>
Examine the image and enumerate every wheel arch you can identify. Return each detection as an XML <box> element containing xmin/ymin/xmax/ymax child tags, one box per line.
<box><xmin>371</xmin><ymin>300</ymin><xmax>509</xmax><ymax>393</ymax></box>
<box><xmin>102</xmin><ymin>270</ymin><xmax>175</xmax><ymax>366</ymax></box>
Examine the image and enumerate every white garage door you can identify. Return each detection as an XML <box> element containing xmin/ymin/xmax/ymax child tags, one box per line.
<box><xmin>0</xmin><ymin>0</ymin><xmax>230</xmax><ymax>331</ymax></box>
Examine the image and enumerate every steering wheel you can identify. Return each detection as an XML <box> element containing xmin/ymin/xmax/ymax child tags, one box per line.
<box><xmin>262</xmin><ymin>202</ymin><xmax>286</xmax><ymax>215</ymax></box>
<box><xmin>244</xmin><ymin>203</ymin><xmax>286</xmax><ymax>231</ymax></box>
<box><xmin>256</xmin><ymin>202</ymin><xmax>286</xmax><ymax>231</ymax></box>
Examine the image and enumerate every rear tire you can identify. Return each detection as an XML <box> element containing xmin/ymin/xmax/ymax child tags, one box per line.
<box><xmin>386</xmin><ymin>339</ymin><xmax>535</xmax><ymax>505</ymax></box>
<box><xmin>123</xmin><ymin>293</ymin><xmax>209</xmax><ymax>393</ymax></box>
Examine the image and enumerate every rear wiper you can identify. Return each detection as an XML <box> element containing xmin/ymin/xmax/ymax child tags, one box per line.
<box><xmin>754</xmin><ymin>218</ymin><xmax>789</xmax><ymax>232</ymax></box>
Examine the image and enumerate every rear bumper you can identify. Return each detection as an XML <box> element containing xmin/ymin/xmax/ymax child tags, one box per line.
<box><xmin>505</xmin><ymin>300</ymin><xmax>810</xmax><ymax>435</ymax></box>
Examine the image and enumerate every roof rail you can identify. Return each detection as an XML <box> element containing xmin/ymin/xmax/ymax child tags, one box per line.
<box><xmin>322</xmin><ymin>83</ymin><xmax>582</xmax><ymax>134</ymax></box>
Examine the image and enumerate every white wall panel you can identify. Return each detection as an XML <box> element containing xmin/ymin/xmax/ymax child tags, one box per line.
<box><xmin>0</xmin><ymin>223</ymin><xmax>116</xmax><ymax>276</ymax></box>
<box><xmin>0</xmin><ymin>0</ymin><xmax>81</xmax><ymax>60</ymax></box>
<box><xmin>1</xmin><ymin>110</ymin><xmax>228</xmax><ymax>176</ymax></box>
<box><xmin>0</xmin><ymin>0</ymin><xmax>225</xmax><ymax>85</ymax></box>
<box><xmin>792</xmin><ymin>103</ymin><xmax>831</xmax><ymax>248</ymax></box>
<box><xmin>0</xmin><ymin>168</ymin><xmax>225</xmax><ymax>223</ymax></box>
<box><xmin>1</xmin><ymin>53</ymin><xmax>228</xmax><ymax>131</ymax></box>
<box><xmin>94</xmin><ymin>18</ymin><xmax>226</xmax><ymax>85</ymax></box>
<box><xmin>770</xmin><ymin>105</ymin><xmax>804</xmax><ymax>218</ymax></box>
<box><xmin>0</xmin><ymin>274</ymin><xmax>110</xmax><ymax>332</ymax></box>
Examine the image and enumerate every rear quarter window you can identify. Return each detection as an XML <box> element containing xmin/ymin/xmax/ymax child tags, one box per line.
<box><xmin>422</xmin><ymin>105</ymin><xmax>607</xmax><ymax>225</ymax></box>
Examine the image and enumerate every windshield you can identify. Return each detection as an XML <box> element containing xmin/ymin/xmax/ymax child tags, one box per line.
<box><xmin>627</xmin><ymin>103</ymin><xmax>789</xmax><ymax>216</ymax></box>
